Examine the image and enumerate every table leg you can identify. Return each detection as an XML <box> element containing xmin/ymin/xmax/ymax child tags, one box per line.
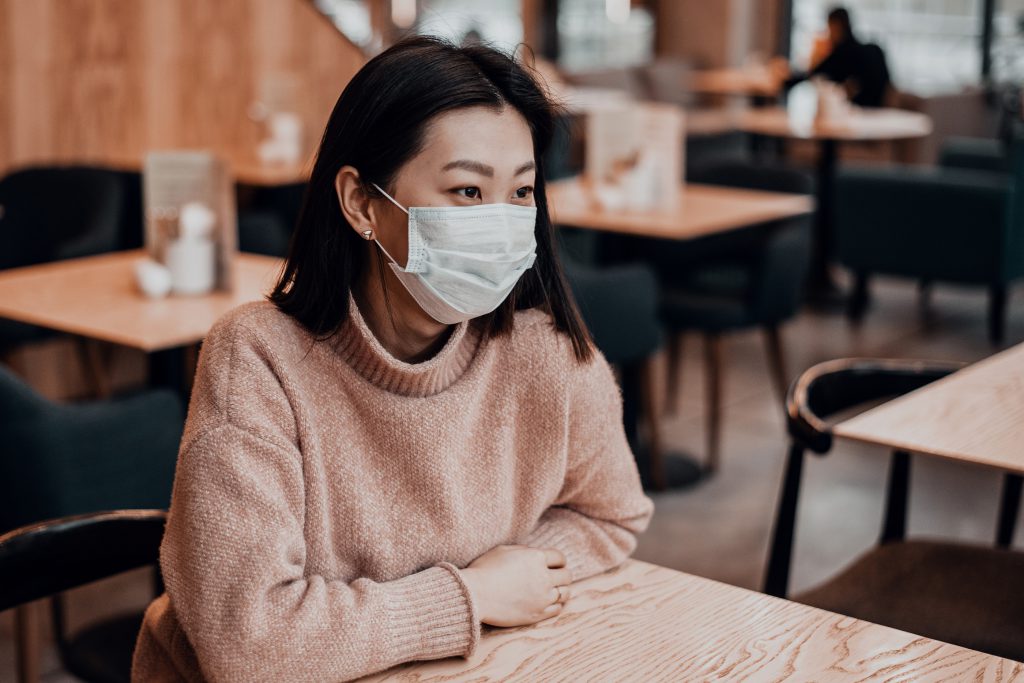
<box><xmin>148</xmin><ymin>344</ymin><xmax>199</xmax><ymax>400</ymax></box>
<box><xmin>996</xmin><ymin>473</ymin><xmax>1022</xmax><ymax>548</ymax></box>
<box><xmin>806</xmin><ymin>138</ymin><xmax>845</xmax><ymax>308</ymax></box>
<box><xmin>621</xmin><ymin>360</ymin><xmax>704</xmax><ymax>491</ymax></box>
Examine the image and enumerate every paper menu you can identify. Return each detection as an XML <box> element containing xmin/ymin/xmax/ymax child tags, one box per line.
<box><xmin>584</xmin><ymin>102</ymin><xmax>685</xmax><ymax>212</ymax></box>
<box><xmin>142</xmin><ymin>151</ymin><xmax>237</xmax><ymax>292</ymax></box>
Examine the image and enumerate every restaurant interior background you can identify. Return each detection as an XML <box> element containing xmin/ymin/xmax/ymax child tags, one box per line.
<box><xmin>1</xmin><ymin>0</ymin><xmax>1023</xmax><ymax>680</ymax></box>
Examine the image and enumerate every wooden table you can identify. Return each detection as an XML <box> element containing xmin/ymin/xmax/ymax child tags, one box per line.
<box><xmin>0</xmin><ymin>250</ymin><xmax>282</xmax><ymax>352</ymax></box>
<box><xmin>835</xmin><ymin>343</ymin><xmax>1024</xmax><ymax>546</ymax></box>
<box><xmin>690</xmin><ymin>67</ymin><xmax>783</xmax><ymax>100</ymax></box>
<box><xmin>358</xmin><ymin>559</ymin><xmax>1024</xmax><ymax>682</ymax></box>
<box><xmin>548</xmin><ymin>179</ymin><xmax>813</xmax><ymax>240</ymax></box>
<box><xmin>735</xmin><ymin>107</ymin><xmax>932</xmax><ymax>301</ymax></box>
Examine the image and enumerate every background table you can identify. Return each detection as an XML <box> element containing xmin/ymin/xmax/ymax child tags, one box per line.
<box><xmin>689</xmin><ymin>67</ymin><xmax>783</xmax><ymax>100</ymax></box>
<box><xmin>735</xmin><ymin>106</ymin><xmax>933</xmax><ymax>303</ymax></box>
<box><xmin>358</xmin><ymin>559</ymin><xmax>1023</xmax><ymax>682</ymax></box>
<box><xmin>547</xmin><ymin>180</ymin><xmax>813</xmax><ymax>240</ymax></box>
<box><xmin>0</xmin><ymin>250</ymin><xmax>282</xmax><ymax>393</ymax></box>
<box><xmin>836</xmin><ymin>343</ymin><xmax>1024</xmax><ymax>546</ymax></box>
<box><xmin>0</xmin><ymin>250</ymin><xmax>282</xmax><ymax>352</ymax></box>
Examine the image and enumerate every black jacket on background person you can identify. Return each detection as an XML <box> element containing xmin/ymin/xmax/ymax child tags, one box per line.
<box><xmin>787</xmin><ymin>38</ymin><xmax>892</xmax><ymax>108</ymax></box>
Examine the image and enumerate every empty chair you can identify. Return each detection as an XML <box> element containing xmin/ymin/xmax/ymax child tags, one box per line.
<box><xmin>765</xmin><ymin>358</ymin><xmax>1024</xmax><ymax>662</ymax></box>
<box><xmin>0</xmin><ymin>365</ymin><xmax>183</xmax><ymax>682</ymax></box>
<box><xmin>836</xmin><ymin>136</ymin><xmax>1024</xmax><ymax>344</ymax></box>
<box><xmin>561</xmin><ymin>245</ymin><xmax>666</xmax><ymax>489</ymax></box>
<box><xmin>644</xmin><ymin>162</ymin><xmax>813</xmax><ymax>472</ymax></box>
<box><xmin>0</xmin><ymin>166</ymin><xmax>127</xmax><ymax>381</ymax></box>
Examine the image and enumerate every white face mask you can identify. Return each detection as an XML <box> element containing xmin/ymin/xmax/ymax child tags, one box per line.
<box><xmin>369</xmin><ymin>183</ymin><xmax>538</xmax><ymax>325</ymax></box>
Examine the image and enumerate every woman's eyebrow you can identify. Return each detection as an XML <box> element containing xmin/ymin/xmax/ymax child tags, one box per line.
<box><xmin>514</xmin><ymin>161</ymin><xmax>536</xmax><ymax>176</ymax></box>
<box><xmin>441</xmin><ymin>160</ymin><xmax>494</xmax><ymax>177</ymax></box>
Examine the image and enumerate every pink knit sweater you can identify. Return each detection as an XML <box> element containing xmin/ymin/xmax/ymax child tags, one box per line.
<box><xmin>131</xmin><ymin>297</ymin><xmax>654</xmax><ymax>682</ymax></box>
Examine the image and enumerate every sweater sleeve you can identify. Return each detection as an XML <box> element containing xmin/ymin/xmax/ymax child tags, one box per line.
<box><xmin>520</xmin><ymin>351</ymin><xmax>655</xmax><ymax>582</ymax></box>
<box><xmin>159</xmin><ymin>319</ymin><xmax>479</xmax><ymax>682</ymax></box>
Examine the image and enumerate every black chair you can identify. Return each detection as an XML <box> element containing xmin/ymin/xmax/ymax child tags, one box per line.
<box><xmin>0</xmin><ymin>511</ymin><xmax>167</xmax><ymax>683</ymax></box>
<box><xmin>646</xmin><ymin>162</ymin><xmax>813</xmax><ymax>472</ymax></box>
<box><xmin>237</xmin><ymin>181</ymin><xmax>306</xmax><ymax>257</ymax></box>
<box><xmin>0</xmin><ymin>365</ymin><xmax>183</xmax><ymax>682</ymax></box>
<box><xmin>0</xmin><ymin>166</ymin><xmax>127</xmax><ymax>385</ymax></box>
<box><xmin>764</xmin><ymin>358</ymin><xmax>1024</xmax><ymax>662</ymax></box>
<box><xmin>561</xmin><ymin>249</ymin><xmax>667</xmax><ymax>489</ymax></box>
<box><xmin>836</xmin><ymin>136</ymin><xmax>1024</xmax><ymax>344</ymax></box>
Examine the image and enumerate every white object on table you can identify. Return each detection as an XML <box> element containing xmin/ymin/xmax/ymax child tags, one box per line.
<box><xmin>134</xmin><ymin>259</ymin><xmax>172</xmax><ymax>299</ymax></box>
<box><xmin>167</xmin><ymin>201</ymin><xmax>217</xmax><ymax>296</ymax></box>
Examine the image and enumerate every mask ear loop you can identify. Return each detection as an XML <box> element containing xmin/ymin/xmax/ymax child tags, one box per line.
<box><xmin>369</xmin><ymin>182</ymin><xmax>406</xmax><ymax>267</ymax></box>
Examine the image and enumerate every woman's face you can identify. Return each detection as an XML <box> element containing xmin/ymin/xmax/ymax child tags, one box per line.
<box><xmin>335</xmin><ymin>103</ymin><xmax>537</xmax><ymax>344</ymax></box>
<box><xmin>373</xmin><ymin>104</ymin><xmax>537</xmax><ymax>268</ymax></box>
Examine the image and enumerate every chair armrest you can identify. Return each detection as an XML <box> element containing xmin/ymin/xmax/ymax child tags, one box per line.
<box><xmin>0</xmin><ymin>510</ymin><xmax>166</xmax><ymax>612</ymax></box>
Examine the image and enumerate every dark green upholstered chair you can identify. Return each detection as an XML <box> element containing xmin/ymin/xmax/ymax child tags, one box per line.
<box><xmin>561</xmin><ymin>248</ymin><xmax>667</xmax><ymax>488</ymax></box>
<box><xmin>642</xmin><ymin>162</ymin><xmax>813</xmax><ymax>472</ymax></box>
<box><xmin>0</xmin><ymin>166</ymin><xmax>127</xmax><ymax>376</ymax></box>
<box><xmin>237</xmin><ymin>181</ymin><xmax>306</xmax><ymax>257</ymax></box>
<box><xmin>836</xmin><ymin>137</ymin><xmax>1024</xmax><ymax>344</ymax></box>
<box><xmin>0</xmin><ymin>365</ymin><xmax>183</xmax><ymax>683</ymax></box>
<box><xmin>765</xmin><ymin>358</ymin><xmax>1024</xmax><ymax>662</ymax></box>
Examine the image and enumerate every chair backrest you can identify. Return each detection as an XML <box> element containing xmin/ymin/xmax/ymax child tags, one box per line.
<box><xmin>994</xmin><ymin>134</ymin><xmax>1024</xmax><ymax>279</ymax></box>
<box><xmin>0</xmin><ymin>165</ymin><xmax>124</xmax><ymax>270</ymax></box>
<box><xmin>684</xmin><ymin>162</ymin><xmax>815</xmax><ymax>325</ymax></box>
<box><xmin>0</xmin><ymin>510</ymin><xmax>166</xmax><ymax>612</ymax></box>
<box><xmin>563</xmin><ymin>259</ymin><xmax>661</xmax><ymax>365</ymax></box>
<box><xmin>0</xmin><ymin>365</ymin><xmax>182</xmax><ymax>533</ymax></box>
<box><xmin>786</xmin><ymin>358</ymin><xmax>965</xmax><ymax>453</ymax></box>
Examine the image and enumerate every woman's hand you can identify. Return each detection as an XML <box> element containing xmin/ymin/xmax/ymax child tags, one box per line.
<box><xmin>458</xmin><ymin>545</ymin><xmax>572</xmax><ymax>627</ymax></box>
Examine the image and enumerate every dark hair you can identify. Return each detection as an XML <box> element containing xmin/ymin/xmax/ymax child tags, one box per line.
<box><xmin>827</xmin><ymin>7</ymin><xmax>855</xmax><ymax>42</ymax></box>
<box><xmin>269</xmin><ymin>36</ymin><xmax>593</xmax><ymax>362</ymax></box>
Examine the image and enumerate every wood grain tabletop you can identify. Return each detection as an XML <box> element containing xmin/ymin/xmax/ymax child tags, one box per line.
<box><xmin>358</xmin><ymin>559</ymin><xmax>1023</xmax><ymax>682</ymax></box>
<box><xmin>735</xmin><ymin>106</ymin><xmax>933</xmax><ymax>142</ymax></box>
<box><xmin>548</xmin><ymin>180</ymin><xmax>812</xmax><ymax>240</ymax></box>
<box><xmin>0</xmin><ymin>250</ymin><xmax>282</xmax><ymax>351</ymax></box>
<box><xmin>835</xmin><ymin>344</ymin><xmax>1024</xmax><ymax>475</ymax></box>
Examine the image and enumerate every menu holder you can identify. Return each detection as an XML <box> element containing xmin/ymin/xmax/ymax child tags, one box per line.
<box><xmin>584</xmin><ymin>101</ymin><xmax>685</xmax><ymax>212</ymax></box>
<box><xmin>142</xmin><ymin>151</ymin><xmax>237</xmax><ymax>292</ymax></box>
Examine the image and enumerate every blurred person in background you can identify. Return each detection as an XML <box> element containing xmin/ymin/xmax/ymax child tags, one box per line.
<box><xmin>787</xmin><ymin>6</ymin><xmax>892</xmax><ymax>107</ymax></box>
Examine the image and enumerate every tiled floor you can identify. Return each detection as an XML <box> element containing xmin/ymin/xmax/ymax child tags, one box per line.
<box><xmin>2</xmin><ymin>276</ymin><xmax>1020</xmax><ymax>681</ymax></box>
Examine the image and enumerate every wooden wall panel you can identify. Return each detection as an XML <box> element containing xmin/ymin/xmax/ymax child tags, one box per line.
<box><xmin>0</xmin><ymin>0</ymin><xmax>366</xmax><ymax>175</ymax></box>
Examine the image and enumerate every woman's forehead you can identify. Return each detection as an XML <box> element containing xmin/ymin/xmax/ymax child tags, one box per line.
<box><xmin>416</xmin><ymin>106</ymin><xmax>534</xmax><ymax>170</ymax></box>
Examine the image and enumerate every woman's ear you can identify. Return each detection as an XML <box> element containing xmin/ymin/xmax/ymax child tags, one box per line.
<box><xmin>335</xmin><ymin>166</ymin><xmax>378</xmax><ymax>238</ymax></box>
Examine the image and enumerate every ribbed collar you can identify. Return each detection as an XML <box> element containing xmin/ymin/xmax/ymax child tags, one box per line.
<box><xmin>334</xmin><ymin>296</ymin><xmax>481</xmax><ymax>398</ymax></box>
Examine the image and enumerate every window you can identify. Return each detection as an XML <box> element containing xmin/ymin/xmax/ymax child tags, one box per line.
<box><xmin>414</xmin><ymin>0</ymin><xmax>523</xmax><ymax>53</ymax></box>
<box><xmin>789</xmin><ymin>0</ymin><xmax>985</xmax><ymax>93</ymax></box>
<box><xmin>992</xmin><ymin>0</ymin><xmax>1024</xmax><ymax>83</ymax></box>
<box><xmin>314</xmin><ymin>0</ymin><xmax>378</xmax><ymax>51</ymax></box>
<box><xmin>557</xmin><ymin>0</ymin><xmax>654</xmax><ymax>72</ymax></box>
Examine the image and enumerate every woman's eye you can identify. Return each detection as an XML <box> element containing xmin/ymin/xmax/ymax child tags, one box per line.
<box><xmin>514</xmin><ymin>186</ymin><xmax>534</xmax><ymax>199</ymax></box>
<box><xmin>454</xmin><ymin>187</ymin><xmax>480</xmax><ymax>199</ymax></box>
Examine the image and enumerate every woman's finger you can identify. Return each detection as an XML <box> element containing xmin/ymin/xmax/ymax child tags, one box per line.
<box><xmin>548</xmin><ymin>567</ymin><xmax>572</xmax><ymax>586</ymax></box>
<box><xmin>541</xmin><ymin>548</ymin><xmax>566</xmax><ymax>568</ymax></box>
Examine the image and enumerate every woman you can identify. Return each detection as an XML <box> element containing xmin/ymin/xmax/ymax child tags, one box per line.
<box><xmin>132</xmin><ymin>36</ymin><xmax>653</xmax><ymax>682</ymax></box>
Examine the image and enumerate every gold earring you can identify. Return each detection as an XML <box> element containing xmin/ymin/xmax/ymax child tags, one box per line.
<box><xmin>362</xmin><ymin>230</ymin><xmax>374</xmax><ymax>241</ymax></box>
